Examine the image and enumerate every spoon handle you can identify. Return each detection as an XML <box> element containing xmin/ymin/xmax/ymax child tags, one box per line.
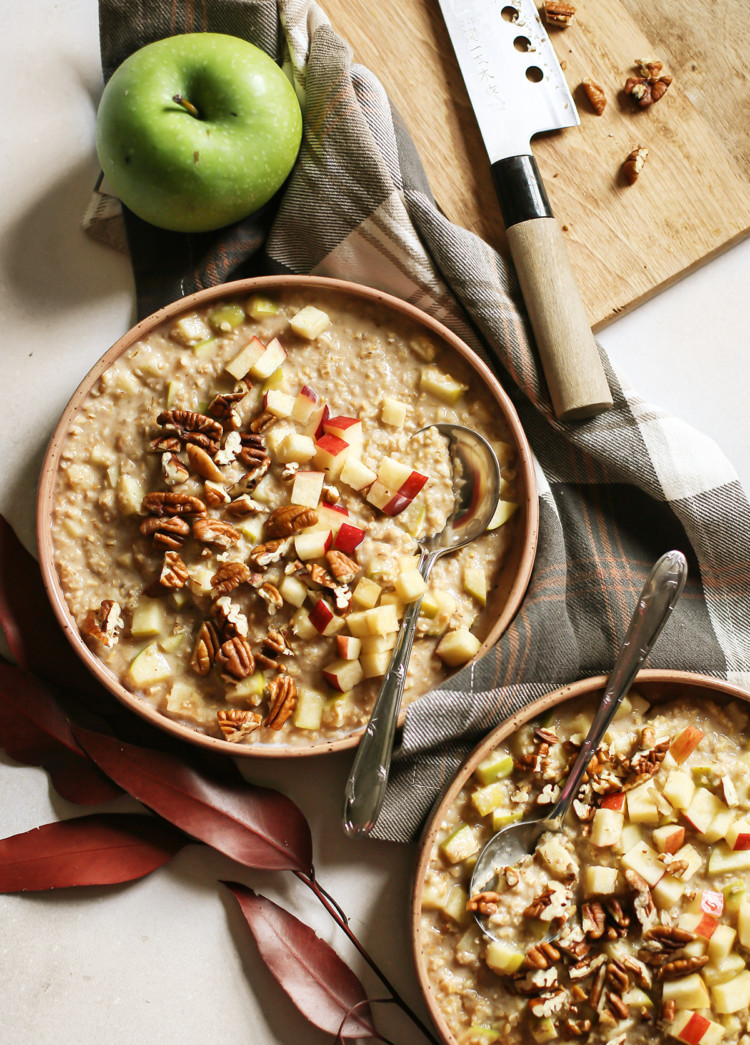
<box><xmin>342</xmin><ymin>550</ymin><xmax>438</xmax><ymax>837</ymax></box>
<box><xmin>547</xmin><ymin>550</ymin><xmax>688</xmax><ymax>826</ymax></box>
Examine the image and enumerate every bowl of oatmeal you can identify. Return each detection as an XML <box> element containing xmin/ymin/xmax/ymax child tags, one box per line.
<box><xmin>37</xmin><ymin>276</ymin><xmax>537</xmax><ymax>756</ymax></box>
<box><xmin>413</xmin><ymin>670</ymin><xmax>750</xmax><ymax>1045</ymax></box>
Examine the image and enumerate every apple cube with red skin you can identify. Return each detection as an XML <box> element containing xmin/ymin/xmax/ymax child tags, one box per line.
<box><xmin>291</xmin><ymin>385</ymin><xmax>319</xmax><ymax>424</ymax></box>
<box><xmin>653</xmin><ymin>824</ymin><xmax>686</xmax><ymax>854</ymax></box>
<box><xmin>335</xmin><ymin>635</ymin><xmax>361</xmax><ymax>661</ymax></box>
<box><xmin>376</xmin><ymin>456</ymin><xmax>429</xmax><ymax>499</ymax></box>
<box><xmin>322</xmin><ymin>657</ymin><xmax>364</xmax><ymax>692</ymax></box>
<box><xmin>340</xmin><ymin>456</ymin><xmax>377</xmax><ymax>492</ymax></box>
<box><xmin>308</xmin><ymin>598</ymin><xmax>344</xmax><ymax>637</ymax></box>
<box><xmin>314</xmin><ymin>433</ymin><xmax>352</xmax><ymax>478</ymax></box>
<box><xmin>225</xmin><ymin>336</ymin><xmax>265</xmax><ymax>380</ymax></box>
<box><xmin>333</xmin><ymin>522</ymin><xmax>366</xmax><ymax>554</ymax></box>
<box><xmin>601</xmin><ymin>792</ymin><xmax>625</xmax><ymax>812</ymax></box>
<box><xmin>726</xmin><ymin>818</ymin><xmax>750</xmax><ymax>851</ymax></box>
<box><xmin>249</xmin><ymin>336</ymin><xmax>287</xmax><ymax>380</ymax></box>
<box><xmin>317</xmin><ymin>502</ymin><xmax>350</xmax><ymax>534</ymax></box>
<box><xmin>670</xmin><ymin>726</ymin><xmax>706</xmax><ymax>764</ymax></box>
<box><xmin>323</xmin><ymin>415</ymin><xmax>363</xmax><ymax>453</ymax></box>
<box><xmin>672</xmin><ymin>1010</ymin><xmax>725</xmax><ymax>1045</ymax></box>
<box><xmin>366</xmin><ymin>480</ymin><xmax>413</xmax><ymax>517</ymax></box>
<box><xmin>687</xmin><ymin>889</ymin><xmax>724</xmax><ymax>918</ymax></box>
<box><xmin>294</xmin><ymin>529</ymin><xmax>333</xmax><ymax>560</ymax></box>
<box><xmin>684</xmin><ymin>788</ymin><xmax>727</xmax><ymax>834</ymax></box>
<box><xmin>702</xmin><ymin>808</ymin><xmax>736</xmax><ymax>844</ymax></box>
<box><xmin>679</xmin><ymin>911</ymin><xmax>720</xmax><ymax>941</ymax></box>
<box><xmin>291</xmin><ymin>470</ymin><xmax>325</xmax><ymax>509</ymax></box>
<box><xmin>303</xmin><ymin>402</ymin><xmax>330</xmax><ymax>439</ymax></box>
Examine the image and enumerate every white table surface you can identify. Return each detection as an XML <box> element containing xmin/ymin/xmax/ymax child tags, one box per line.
<box><xmin>1</xmin><ymin>2</ymin><xmax>749</xmax><ymax>1043</ymax></box>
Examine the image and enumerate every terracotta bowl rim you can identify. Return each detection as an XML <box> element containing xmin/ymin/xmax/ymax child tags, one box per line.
<box><xmin>36</xmin><ymin>274</ymin><xmax>539</xmax><ymax>758</ymax></box>
<box><xmin>410</xmin><ymin>668</ymin><xmax>750</xmax><ymax>1045</ymax></box>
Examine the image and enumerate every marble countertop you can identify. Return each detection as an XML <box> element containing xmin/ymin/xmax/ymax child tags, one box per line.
<box><xmin>1</xmin><ymin>1</ymin><xmax>749</xmax><ymax>1042</ymax></box>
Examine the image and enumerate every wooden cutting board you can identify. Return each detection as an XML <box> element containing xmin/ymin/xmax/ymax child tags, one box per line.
<box><xmin>324</xmin><ymin>0</ymin><xmax>750</xmax><ymax>330</ymax></box>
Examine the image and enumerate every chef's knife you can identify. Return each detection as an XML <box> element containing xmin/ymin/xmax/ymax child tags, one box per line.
<box><xmin>438</xmin><ymin>0</ymin><xmax>613</xmax><ymax>421</ymax></box>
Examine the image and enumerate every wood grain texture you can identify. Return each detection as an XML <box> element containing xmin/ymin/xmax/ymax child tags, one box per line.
<box><xmin>324</xmin><ymin>0</ymin><xmax>750</xmax><ymax>330</ymax></box>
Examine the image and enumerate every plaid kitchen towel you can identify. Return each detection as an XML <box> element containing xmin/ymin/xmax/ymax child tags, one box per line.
<box><xmin>93</xmin><ymin>0</ymin><xmax>750</xmax><ymax>843</ymax></box>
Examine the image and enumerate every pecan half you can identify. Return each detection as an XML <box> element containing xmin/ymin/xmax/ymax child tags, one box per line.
<box><xmin>265</xmin><ymin>673</ymin><xmax>297</xmax><ymax>730</ymax></box>
<box><xmin>212</xmin><ymin>596</ymin><xmax>249</xmax><ymax>638</ymax></box>
<box><xmin>326</xmin><ymin>549</ymin><xmax>360</xmax><ymax>584</ymax></box>
<box><xmin>264</xmin><ymin>504</ymin><xmax>318</xmax><ymax>538</ymax></box>
<box><xmin>306</xmin><ymin>563</ymin><xmax>338</xmax><ymax>589</ymax></box>
<box><xmin>148</xmin><ymin>435</ymin><xmax>182</xmax><ymax>454</ymax></box>
<box><xmin>249</xmin><ymin>409</ymin><xmax>277</xmax><ymax>434</ymax></box>
<box><xmin>215</xmin><ymin>635</ymin><xmax>255</xmax><ymax>682</ymax></box>
<box><xmin>82</xmin><ymin>599</ymin><xmax>123</xmax><ymax>647</ymax></box>
<box><xmin>211</xmin><ymin>561</ymin><xmax>251</xmax><ymax>596</ymax></box>
<box><xmin>225</xmin><ymin>494</ymin><xmax>262</xmax><ymax>517</ymax></box>
<box><xmin>660</xmin><ymin>955</ymin><xmax>709</xmax><ymax>980</ymax></box>
<box><xmin>186</xmin><ymin>443</ymin><xmax>225</xmax><ymax>482</ymax></box>
<box><xmin>204</xmin><ymin>481</ymin><xmax>231</xmax><ymax>508</ymax></box>
<box><xmin>523</xmin><ymin>942</ymin><xmax>561</xmax><ymax>971</ymax></box>
<box><xmin>159</xmin><ymin>550</ymin><xmax>188</xmax><ymax>589</ymax></box>
<box><xmin>466</xmin><ymin>891</ymin><xmax>503</xmax><ymax>916</ymax></box>
<box><xmin>139</xmin><ymin>515</ymin><xmax>191</xmax><ymax>550</ymax></box>
<box><xmin>582</xmin><ymin>77</ymin><xmax>606</xmax><ymax>115</ymax></box>
<box><xmin>161</xmin><ymin>452</ymin><xmax>190</xmax><ymax>486</ymax></box>
<box><xmin>581</xmin><ymin>902</ymin><xmax>606</xmax><ymax>939</ymax></box>
<box><xmin>255</xmin><ymin>628</ymin><xmax>294</xmax><ymax>670</ymax></box>
<box><xmin>527</xmin><ymin>989</ymin><xmax>567</xmax><ymax>1018</ymax></box>
<box><xmin>248</xmin><ymin>538</ymin><xmax>292</xmax><ymax>568</ymax></box>
<box><xmin>157</xmin><ymin>409</ymin><xmax>223</xmax><ymax>453</ymax></box>
<box><xmin>236</xmin><ymin>432</ymin><xmax>270</xmax><ymax>473</ymax></box>
<box><xmin>624</xmin><ymin>67</ymin><xmax>672</xmax><ymax>107</ymax></box>
<box><xmin>141</xmin><ymin>491</ymin><xmax>206</xmax><ymax>517</ymax></box>
<box><xmin>217</xmin><ymin>708</ymin><xmax>261</xmax><ymax>743</ymax></box>
<box><xmin>192</xmin><ymin>517</ymin><xmax>241</xmax><ymax>547</ymax></box>
<box><xmin>190</xmin><ymin>620</ymin><xmax>221</xmax><ymax>676</ymax></box>
<box><xmin>605</xmin><ymin>960</ymin><xmax>629</xmax><ymax>994</ymax></box>
<box><xmin>258</xmin><ymin>582</ymin><xmax>283</xmax><ymax>615</ymax></box>
<box><xmin>606</xmin><ymin>990</ymin><xmax>629</xmax><ymax>1020</ymax></box>
<box><xmin>208</xmin><ymin>391</ymin><xmax>245</xmax><ymax>431</ymax></box>
<box><xmin>544</xmin><ymin>0</ymin><xmax>575</xmax><ymax>26</ymax></box>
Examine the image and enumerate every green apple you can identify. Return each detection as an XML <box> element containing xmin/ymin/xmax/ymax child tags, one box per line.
<box><xmin>96</xmin><ymin>33</ymin><xmax>303</xmax><ymax>233</ymax></box>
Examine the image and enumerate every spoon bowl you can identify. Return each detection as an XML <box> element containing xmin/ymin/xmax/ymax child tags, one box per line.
<box><xmin>342</xmin><ymin>422</ymin><xmax>502</xmax><ymax>837</ymax></box>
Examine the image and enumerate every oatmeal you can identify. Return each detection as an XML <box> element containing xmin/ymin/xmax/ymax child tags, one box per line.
<box><xmin>420</xmin><ymin>691</ymin><xmax>750</xmax><ymax>1044</ymax></box>
<box><xmin>50</xmin><ymin>286</ymin><xmax>520</xmax><ymax>747</ymax></box>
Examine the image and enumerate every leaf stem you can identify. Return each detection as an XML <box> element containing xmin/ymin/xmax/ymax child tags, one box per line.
<box><xmin>296</xmin><ymin>870</ymin><xmax>441</xmax><ymax>1045</ymax></box>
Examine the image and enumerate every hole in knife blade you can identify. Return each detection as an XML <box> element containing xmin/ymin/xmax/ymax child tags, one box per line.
<box><xmin>526</xmin><ymin>66</ymin><xmax>544</xmax><ymax>82</ymax></box>
<box><xmin>501</xmin><ymin>5</ymin><xmax>519</xmax><ymax>21</ymax></box>
<box><xmin>513</xmin><ymin>35</ymin><xmax>531</xmax><ymax>51</ymax></box>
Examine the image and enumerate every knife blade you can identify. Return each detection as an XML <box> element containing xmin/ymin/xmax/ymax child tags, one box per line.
<box><xmin>438</xmin><ymin>0</ymin><xmax>613</xmax><ymax>421</ymax></box>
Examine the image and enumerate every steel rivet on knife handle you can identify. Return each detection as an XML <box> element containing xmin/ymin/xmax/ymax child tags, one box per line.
<box><xmin>493</xmin><ymin>155</ymin><xmax>613</xmax><ymax>421</ymax></box>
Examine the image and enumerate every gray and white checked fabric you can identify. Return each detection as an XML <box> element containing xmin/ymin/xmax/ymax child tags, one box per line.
<box><xmin>93</xmin><ymin>0</ymin><xmax>750</xmax><ymax>843</ymax></box>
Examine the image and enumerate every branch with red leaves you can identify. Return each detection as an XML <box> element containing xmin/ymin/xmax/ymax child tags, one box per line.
<box><xmin>0</xmin><ymin>515</ymin><xmax>440</xmax><ymax>1045</ymax></box>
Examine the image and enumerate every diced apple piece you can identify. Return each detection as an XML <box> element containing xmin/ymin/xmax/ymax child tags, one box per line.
<box><xmin>322</xmin><ymin>657</ymin><xmax>364</xmax><ymax>693</ymax></box>
<box><xmin>291</xmin><ymin>385</ymin><xmax>319</xmax><ymax>423</ymax></box>
<box><xmin>117</xmin><ymin>473</ymin><xmax>145</xmax><ymax>515</ymax></box>
<box><xmin>487</xmin><ymin>499</ymin><xmax>519</xmax><ymax>531</ymax></box>
<box><xmin>293</xmin><ymin>688</ymin><xmax>326</xmax><ymax>731</ymax></box>
<box><xmin>307</xmin><ymin>598</ymin><xmax>344</xmax><ymax>638</ymax></box>
<box><xmin>360</xmin><ymin>633</ymin><xmax>397</xmax><ymax>654</ymax></box>
<box><xmin>710</xmin><ymin>969</ymin><xmax>750</xmax><ymax>1013</ymax></box>
<box><xmin>127</xmin><ymin>643</ymin><xmax>172</xmax><ymax>686</ymax></box>
<box><xmin>436</xmin><ymin>629</ymin><xmax>482</xmax><ymax>667</ymax></box>
<box><xmin>131</xmin><ymin>601</ymin><xmax>168</xmax><ymax>639</ymax></box>
<box><xmin>439</xmin><ymin>823</ymin><xmax>481</xmax><ymax>864</ymax></box>
<box><xmin>537</xmin><ymin>835</ymin><xmax>577</xmax><ymax>878</ymax></box>
<box><xmin>360</xmin><ymin>651</ymin><xmax>391</xmax><ymax>679</ymax></box>
<box><xmin>290</xmin><ymin>305</ymin><xmax>330</xmax><ymax>340</ymax></box>
<box><xmin>294</xmin><ymin>529</ymin><xmax>333</xmax><ymax>560</ymax></box>
<box><xmin>409</xmin><ymin>335</ymin><xmax>437</xmax><ymax>362</ymax></box>
<box><xmin>279</xmin><ymin>575</ymin><xmax>308</xmax><ymax>609</ymax></box>
<box><xmin>663</xmin><ymin>770</ymin><xmax>696</xmax><ymax>812</ymax></box>
<box><xmin>708</xmin><ymin>924</ymin><xmax>737</xmax><ymax>964</ymax></box>
<box><xmin>726</xmin><ymin>818</ymin><xmax>750</xmax><ymax>851</ymax></box>
<box><xmin>703</xmin><ymin>953</ymin><xmax>747</xmax><ymax>987</ymax></box>
<box><xmin>679</xmin><ymin>912</ymin><xmax>720</xmax><ymax>941</ymax></box>
<box><xmin>671</xmin><ymin>726</ymin><xmax>706</xmax><ymax>764</ymax></box>
<box><xmin>475</xmin><ymin>753</ymin><xmax>514</xmax><ymax>786</ymax></box>
<box><xmin>314</xmin><ymin>433</ymin><xmax>352</xmax><ymax>478</ymax></box>
<box><xmin>675</xmin><ymin>844</ymin><xmax>703</xmax><ymax>881</ymax></box>
<box><xmin>485</xmin><ymin>940</ymin><xmax>525</xmax><ymax>976</ymax></box>
<box><xmin>352</xmin><ymin>576</ymin><xmax>382</xmax><ymax>609</ymax></box>
<box><xmin>685</xmin><ymin>788</ymin><xmax>727</xmax><ymax>834</ymax></box>
<box><xmin>420</xmin><ymin>366</ymin><xmax>469</xmax><ymax>404</ymax></box>
<box><xmin>323</xmin><ymin>415</ymin><xmax>363</xmax><ymax>453</ymax></box>
<box><xmin>364</xmin><ymin>604</ymin><xmax>400</xmax><ymax>636</ymax></box>
<box><xmin>739</xmin><ymin>901</ymin><xmax>750</xmax><ymax>949</ymax></box>
<box><xmin>245</xmin><ymin>294</ymin><xmax>278</xmax><ymax>319</ymax></box>
<box><xmin>170</xmin><ymin>313</ymin><xmax>212</xmax><ymax>346</ymax></box>
<box><xmin>395</xmin><ymin>568</ymin><xmax>428</xmax><ymax>603</ymax></box>
<box><xmin>249</xmin><ymin>337</ymin><xmax>287</xmax><ymax>380</ymax></box>
<box><xmin>591</xmin><ymin>809</ymin><xmax>624</xmax><ymax>847</ymax></box>
<box><xmin>377</xmin><ymin>455</ymin><xmax>415</xmax><ymax>490</ymax></box>
<box><xmin>662</xmin><ymin>973</ymin><xmax>711</xmax><ymax>1010</ymax></box>
<box><xmin>276</xmin><ymin>432</ymin><xmax>316</xmax><ymax>465</ymax></box>
<box><xmin>626</xmin><ymin>782</ymin><xmax>661</xmax><ymax>824</ymax></box>
<box><xmin>672</xmin><ymin>1009</ymin><xmax>726</xmax><ymax>1044</ymax></box>
<box><xmin>582</xmin><ymin>865</ymin><xmax>619</xmax><ymax>897</ymax></box>
<box><xmin>209</xmin><ymin>302</ymin><xmax>245</xmax><ymax>332</ymax></box>
<box><xmin>291</xmin><ymin>607</ymin><xmax>318</xmax><ymax>640</ymax></box>
<box><xmin>530</xmin><ymin>1019</ymin><xmax>556</xmax><ymax>1044</ymax></box>
<box><xmin>621</xmin><ymin>839</ymin><xmax>665</xmax><ymax>886</ymax></box>
<box><xmin>225</xmin><ymin>336</ymin><xmax>265</xmax><ymax>380</ymax></box>
<box><xmin>366</xmin><ymin>479</ymin><xmax>399</xmax><ymax>512</ymax></box>
<box><xmin>492</xmin><ymin>808</ymin><xmax>522</xmax><ymax>831</ymax></box>
<box><xmin>263</xmin><ymin>389</ymin><xmax>295</xmax><ymax>418</ymax></box>
<box><xmin>687</xmin><ymin>890</ymin><xmax>725</xmax><ymax>918</ymax></box>
<box><xmin>333</xmin><ymin>522</ymin><xmax>366</xmax><ymax>554</ymax></box>
<box><xmin>472</xmin><ymin>782</ymin><xmax>509</xmax><ymax>818</ymax></box>
<box><xmin>302</xmin><ymin>402</ymin><xmax>330</xmax><ymax>440</ymax></box>
<box><xmin>380</xmin><ymin>397</ymin><xmax>408</xmax><ymax>427</ymax></box>
<box><xmin>463</xmin><ymin>566</ymin><xmax>487</xmax><ymax>605</ymax></box>
<box><xmin>335</xmin><ymin>635</ymin><xmax>362</xmax><ymax>660</ymax></box>
<box><xmin>653</xmin><ymin>874</ymin><xmax>686</xmax><ymax>909</ymax></box>
<box><xmin>291</xmin><ymin>469</ymin><xmax>325</xmax><ymax>509</ymax></box>
<box><xmin>314</xmin><ymin>503</ymin><xmax>349</xmax><ymax>535</ymax></box>
<box><xmin>653</xmin><ymin>824</ymin><xmax>686</xmax><ymax>853</ymax></box>
<box><xmin>400</xmin><ymin>499</ymin><xmax>426</xmax><ymax>538</ymax></box>
<box><xmin>723</xmin><ymin>879</ymin><xmax>746</xmax><ymax>913</ymax></box>
<box><xmin>340</xmin><ymin>456</ymin><xmax>377</xmax><ymax>492</ymax></box>
<box><xmin>601</xmin><ymin>792</ymin><xmax>626</xmax><ymax>811</ymax></box>
<box><xmin>708</xmin><ymin>845</ymin><xmax>750</xmax><ymax>876</ymax></box>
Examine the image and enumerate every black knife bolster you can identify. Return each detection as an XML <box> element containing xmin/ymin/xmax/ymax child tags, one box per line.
<box><xmin>491</xmin><ymin>155</ymin><xmax>553</xmax><ymax>228</ymax></box>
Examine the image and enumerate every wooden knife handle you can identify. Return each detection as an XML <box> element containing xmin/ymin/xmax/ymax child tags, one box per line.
<box><xmin>492</xmin><ymin>155</ymin><xmax>613</xmax><ymax>422</ymax></box>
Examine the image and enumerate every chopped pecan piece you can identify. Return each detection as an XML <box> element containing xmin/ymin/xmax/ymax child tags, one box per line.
<box><xmin>208</xmin><ymin>391</ymin><xmax>245</xmax><ymax>430</ymax></box>
<box><xmin>306</xmin><ymin>563</ymin><xmax>338</xmax><ymax>589</ymax></box>
<box><xmin>264</xmin><ymin>504</ymin><xmax>318</xmax><ymax>538</ymax></box>
<box><xmin>139</xmin><ymin>515</ymin><xmax>191</xmax><ymax>550</ymax></box>
<box><xmin>192</xmin><ymin>517</ymin><xmax>242</xmax><ymax>548</ymax></box>
<box><xmin>504</xmin><ymin>866</ymin><xmax>520</xmax><ymax>888</ymax></box>
<box><xmin>214</xmin><ymin>431</ymin><xmax>242</xmax><ymax>467</ymax></box>
<box><xmin>281</xmin><ymin>462</ymin><xmax>300</xmax><ymax>482</ymax></box>
<box><xmin>248</xmin><ymin>538</ymin><xmax>292</xmax><ymax>568</ymax></box>
<box><xmin>217</xmin><ymin>708</ymin><xmax>261</xmax><ymax>742</ymax></box>
<box><xmin>236</xmin><ymin>432</ymin><xmax>270</xmax><ymax>473</ymax></box>
<box><xmin>190</xmin><ymin>620</ymin><xmax>221</xmax><ymax>676</ymax></box>
<box><xmin>560</xmin><ymin>1018</ymin><xmax>592</xmax><ymax>1039</ymax></box>
<box><xmin>625</xmin><ymin>868</ymin><xmax>657</xmax><ymax>930</ymax></box>
<box><xmin>466</xmin><ymin>891</ymin><xmax>503</xmax><ymax>916</ymax></box>
<box><xmin>605</xmin><ymin>960</ymin><xmax>629</xmax><ymax>994</ymax></box>
<box><xmin>581</xmin><ymin>902</ymin><xmax>606</xmax><ymax>939</ymax></box>
<box><xmin>225</xmin><ymin>494</ymin><xmax>262</xmax><ymax>516</ymax></box>
<box><xmin>568</xmin><ymin>953</ymin><xmax>606</xmax><ymax>982</ymax></box>
<box><xmin>249</xmin><ymin>409</ymin><xmax>277</xmax><ymax>434</ymax></box>
<box><xmin>266</xmin><ymin>673</ymin><xmax>297</xmax><ymax>730</ymax></box>
<box><xmin>161</xmin><ymin>452</ymin><xmax>190</xmax><ymax>486</ymax></box>
<box><xmin>326</xmin><ymin>549</ymin><xmax>360</xmax><ymax>584</ymax></box>
<box><xmin>157</xmin><ymin>409</ymin><xmax>223</xmax><ymax>454</ymax></box>
<box><xmin>588</xmin><ymin>964</ymin><xmax>607</xmax><ymax>1009</ymax></box>
<box><xmin>624</xmin><ymin>62</ymin><xmax>672</xmax><ymax>107</ymax></box>
<box><xmin>321</xmin><ymin>483</ymin><xmax>339</xmax><ymax>504</ymax></box>
<box><xmin>533</xmin><ymin>727</ymin><xmax>560</xmax><ymax>744</ymax></box>
<box><xmin>603</xmin><ymin>898</ymin><xmax>630</xmax><ymax>937</ymax></box>
<box><xmin>148</xmin><ymin>435</ymin><xmax>182</xmax><ymax>454</ymax></box>
<box><xmin>523</xmin><ymin>942</ymin><xmax>561</xmax><ymax>970</ymax></box>
<box><xmin>582</xmin><ymin>77</ymin><xmax>607</xmax><ymax>115</ymax></box>
<box><xmin>82</xmin><ymin>599</ymin><xmax>123</xmax><ymax>647</ymax></box>
<box><xmin>662</xmin><ymin>998</ymin><xmax>676</xmax><ymax>1023</ymax></box>
<box><xmin>607</xmin><ymin>990</ymin><xmax>629</xmax><ymax>1020</ymax></box>
<box><xmin>660</xmin><ymin>955</ymin><xmax>709</xmax><ymax>980</ymax></box>
<box><xmin>159</xmin><ymin>550</ymin><xmax>188</xmax><ymax>589</ymax></box>
<box><xmin>141</xmin><ymin>491</ymin><xmax>206</xmax><ymax>517</ymax></box>
<box><xmin>212</xmin><ymin>596</ymin><xmax>249</xmax><ymax>638</ymax></box>
<box><xmin>255</xmin><ymin>628</ymin><xmax>294</xmax><ymax>670</ymax></box>
<box><xmin>215</xmin><ymin>636</ymin><xmax>255</xmax><ymax>683</ymax></box>
<box><xmin>621</xmin><ymin>954</ymin><xmax>652</xmax><ymax>990</ymax></box>
<box><xmin>544</xmin><ymin>0</ymin><xmax>575</xmax><ymax>25</ymax></box>
<box><xmin>204</xmin><ymin>481</ymin><xmax>231</xmax><ymax>508</ymax></box>
<box><xmin>186</xmin><ymin>443</ymin><xmax>224</xmax><ymax>482</ymax></box>
<box><xmin>211</xmin><ymin>561</ymin><xmax>251</xmax><ymax>596</ymax></box>
<box><xmin>258</xmin><ymin>582</ymin><xmax>283</xmax><ymax>615</ymax></box>
<box><xmin>528</xmin><ymin>989</ymin><xmax>567</xmax><ymax>1018</ymax></box>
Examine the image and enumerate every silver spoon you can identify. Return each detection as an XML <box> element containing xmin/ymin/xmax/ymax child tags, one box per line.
<box><xmin>469</xmin><ymin>549</ymin><xmax>688</xmax><ymax>940</ymax></box>
<box><xmin>342</xmin><ymin>422</ymin><xmax>502</xmax><ymax>837</ymax></box>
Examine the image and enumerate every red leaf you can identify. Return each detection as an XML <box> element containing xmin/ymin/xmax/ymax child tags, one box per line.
<box><xmin>0</xmin><ymin>813</ymin><xmax>188</xmax><ymax>892</ymax></box>
<box><xmin>73</xmin><ymin>726</ymin><xmax>313</xmax><ymax>874</ymax></box>
<box><xmin>224</xmin><ymin>883</ymin><xmax>376</xmax><ymax>1039</ymax></box>
<box><xmin>0</xmin><ymin>661</ymin><xmax>121</xmax><ymax>804</ymax></box>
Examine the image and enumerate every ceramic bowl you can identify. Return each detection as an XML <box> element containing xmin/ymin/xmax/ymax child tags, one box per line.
<box><xmin>37</xmin><ymin>275</ymin><xmax>538</xmax><ymax>757</ymax></box>
<box><xmin>411</xmin><ymin>670</ymin><xmax>750</xmax><ymax>1045</ymax></box>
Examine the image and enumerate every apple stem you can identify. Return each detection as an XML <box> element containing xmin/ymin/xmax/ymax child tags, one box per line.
<box><xmin>172</xmin><ymin>93</ymin><xmax>200</xmax><ymax>119</ymax></box>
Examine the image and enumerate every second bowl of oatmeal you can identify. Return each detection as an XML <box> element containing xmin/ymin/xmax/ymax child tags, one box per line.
<box><xmin>413</xmin><ymin>671</ymin><xmax>750</xmax><ymax>1045</ymax></box>
<box><xmin>37</xmin><ymin>276</ymin><xmax>537</xmax><ymax>757</ymax></box>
